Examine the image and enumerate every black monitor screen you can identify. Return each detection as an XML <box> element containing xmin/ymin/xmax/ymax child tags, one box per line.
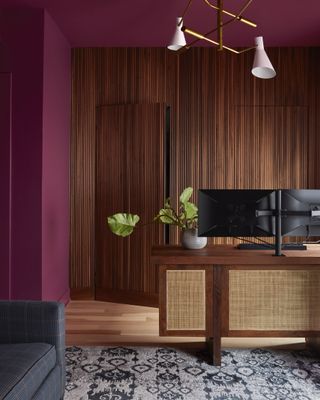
<box><xmin>198</xmin><ymin>189</ymin><xmax>275</xmax><ymax>237</ymax></box>
<box><xmin>198</xmin><ymin>189</ymin><xmax>320</xmax><ymax>238</ymax></box>
<box><xmin>281</xmin><ymin>190</ymin><xmax>320</xmax><ymax>236</ymax></box>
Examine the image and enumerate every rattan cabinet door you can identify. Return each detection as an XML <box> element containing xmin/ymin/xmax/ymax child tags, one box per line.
<box><xmin>229</xmin><ymin>269</ymin><xmax>320</xmax><ymax>333</ymax></box>
<box><xmin>159</xmin><ymin>266</ymin><xmax>212</xmax><ymax>336</ymax></box>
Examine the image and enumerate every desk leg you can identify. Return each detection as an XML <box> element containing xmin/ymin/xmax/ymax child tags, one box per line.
<box><xmin>212</xmin><ymin>265</ymin><xmax>222</xmax><ymax>366</ymax></box>
<box><xmin>306</xmin><ymin>337</ymin><xmax>320</xmax><ymax>353</ymax></box>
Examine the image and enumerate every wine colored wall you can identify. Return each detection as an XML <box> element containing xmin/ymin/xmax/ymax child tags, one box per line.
<box><xmin>0</xmin><ymin>73</ymin><xmax>12</xmax><ymax>299</ymax></box>
<box><xmin>0</xmin><ymin>8</ymin><xmax>70</xmax><ymax>302</ymax></box>
<box><xmin>42</xmin><ymin>11</ymin><xmax>70</xmax><ymax>303</ymax></box>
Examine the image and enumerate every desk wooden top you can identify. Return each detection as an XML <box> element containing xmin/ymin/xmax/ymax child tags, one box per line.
<box><xmin>151</xmin><ymin>245</ymin><xmax>320</xmax><ymax>265</ymax></box>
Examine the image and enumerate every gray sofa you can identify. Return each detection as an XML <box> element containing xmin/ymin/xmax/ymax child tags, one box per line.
<box><xmin>0</xmin><ymin>301</ymin><xmax>65</xmax><ymax>400</ymax></box>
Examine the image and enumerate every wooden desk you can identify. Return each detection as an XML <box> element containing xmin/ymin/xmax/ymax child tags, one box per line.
<box><xmin>151</xmin><ymin>245</ymin><xmax>320</xmax><ymax>365</ymax></box>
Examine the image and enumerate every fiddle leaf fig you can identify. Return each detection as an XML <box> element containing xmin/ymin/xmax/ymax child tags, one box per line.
<box><xmin>184</xmin><ymin>201</ymin><xmax>198</xmax><ymax>220</ymax></box>
<box><xmin>107</xmin><ymin>213</ymin><xmax>140</xmax><ymax>237</ymax></box>
<box><xmin>154</xmin><ymin>208</ymin><xmax>178</xmax><ymax>225</ymax></box>
<box><xmin>179</xmin><ymin>187</ymin><xmax>193</xmax><ymax>205</ymax></box>
<box><xmin>107</xmin><ymin>187</ymin><xmax>198</xmax><ymax>235</ymax></box>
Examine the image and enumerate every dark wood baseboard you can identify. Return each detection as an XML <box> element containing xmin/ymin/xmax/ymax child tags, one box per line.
<box><xmin>70</xmin><ymin>287</ymin><xmax>95</xmax><ymax>300</ymax></box>
<box><xmin>95</xmin><ymin>288</ymin><xmax>159</xmax><ymax>308</ymax></box>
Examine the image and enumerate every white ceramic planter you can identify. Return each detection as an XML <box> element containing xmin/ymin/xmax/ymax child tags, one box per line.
<box><xmin>181</xmin><ymin>228</ymin><xmax>207</xmax><ymax>250</ymax></box>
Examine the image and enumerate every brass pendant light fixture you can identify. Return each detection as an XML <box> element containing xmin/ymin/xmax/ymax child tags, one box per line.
<box><xmin>168</xmin><ymin>0</ymin><xmax>276</xmax><ymax>79</ymax></box>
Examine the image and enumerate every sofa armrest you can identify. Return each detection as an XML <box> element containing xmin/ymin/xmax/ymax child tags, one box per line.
<box><xmin>0</xmin><ymin>301</ymin><xmax>65</xmax><ymax>389</ymax></box>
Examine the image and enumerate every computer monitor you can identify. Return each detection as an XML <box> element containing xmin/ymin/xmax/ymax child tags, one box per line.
<box><xmin>281</xmin><ymin>190</ymin><xmax>320</xmax><ymax>236</ymax></box>
<box><xmin>198</xmin><ymin>189</ymin><xmax>275</xmax><ymax>237</ymax></box>
<box><xmin>198</xmin><ymin>189</ymin><xmax>320</xmax><ymax>256</ymax></box>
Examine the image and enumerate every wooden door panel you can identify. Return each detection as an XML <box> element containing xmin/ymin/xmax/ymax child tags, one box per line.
<box><xmin>95</xmin><ymin>104</ymin><xmax>166</xmax><ymax>306</ymax></box>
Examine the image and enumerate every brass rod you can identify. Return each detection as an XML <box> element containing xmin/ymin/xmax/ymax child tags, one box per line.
<box><xmin>237</xmin><ymin>0</ymin><xmax>254</xmax><ymax>17</ymax></box>
<box><xmin>203</xmin><ymin>0</ymin><xmax>257</xmax><ymax>28</ymax></box>
<box><xmin>179</xmin><ymin>0</ymin><xmax>194</xmax><ymax>26</ymax></box>
<box><xmin>176</xmin><ymin>0</ymin><xmax>256</xmax><ymax>55</ymax></box>
<box><xmin>180</xmin><ymin>26</ymin><xmax>256</xmax><ymax>55</ymax></box>
<box><xmin>237</xmin><ymin>17</ymin><xmax>256</xmax><ymax>28</ymax></box>
<box><xmin>183</xmin><ymin>27</ymin><xmax>239</xmax><ymax>54</ymax></box>
<box><xmin>177</xmin><ymin>0</ymin><xmax>256</xmax><ymax>53</ymax></box>
<box><xmin>237</xmin><ymin>46</ymin><xmax>256</xmax><ymax>54</ymax></box>
<box><xmin>178</xmin><ymin>15</ymin><xmax>240</xmax><ymax>54</ymax></box>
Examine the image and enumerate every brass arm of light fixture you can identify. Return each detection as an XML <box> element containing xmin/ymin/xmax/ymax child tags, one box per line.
<box><xmin>178</xmin><ymin>0</ymin><xmax>194</xmax><ymax>26</ymax></box>
<box><xmin>237</xmin><ymin>46</ymin><xmax>257</xmax><ymax>54</ymax></box>
<box><xmin>203</xmin><ymin>0</ymin><xmax>257</xmax><ymax>27</ymax></box>
<box><xmin>177</xmin><ymin>0</ymin><xmax>256</xmax><ymax>53</ymax></box>
<box><xmin>178</xmin><ymin>11</ymin><xmax>248</xmax><ymax>54</ymax></box>
<box><xmin>182</xmin><ymin>26</ymin><xmax>240</xmax><ymax>54</ymax></box>
<box><xmin>182</xmin><ymin>25</ymin><xmax>258</xmax><ymax>56</ymax></box>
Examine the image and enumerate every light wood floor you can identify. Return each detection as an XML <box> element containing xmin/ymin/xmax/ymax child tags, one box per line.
<box><xmin>66</xmin><ymin>300</ymin><xmax>306</xmax><ymax>350</ymax></box>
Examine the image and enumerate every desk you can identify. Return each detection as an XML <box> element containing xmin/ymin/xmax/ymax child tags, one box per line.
<box><xmin>151</xmin><ymin>245</ymin><xmax>320</xmax><ymax>365</ymax></box>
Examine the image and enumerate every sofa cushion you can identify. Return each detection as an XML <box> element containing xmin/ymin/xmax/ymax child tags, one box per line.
<box><xmin>0</xmin><ymin>343</ymin><xmax>56</xmax><ymax>400</ymax></box>
<box><xmin>32</xmin><ymin>365</ymin><xmax>61</xmax><ymax>400</ymax></box>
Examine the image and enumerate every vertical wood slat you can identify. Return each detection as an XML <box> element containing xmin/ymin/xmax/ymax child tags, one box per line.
<box><xmin>71</xmin><ymin>47</ymin><xmax>320</xmax><ymax>302</ymax></box>
<box><xmin>70</xmin><ymin>49</ymin><xmax>96</xmax><ymax>297</ymax></box>
<box><xmin>95</xmin><ymin>104</ymin><xmax>165</xmax><ymax>305</ymax></box>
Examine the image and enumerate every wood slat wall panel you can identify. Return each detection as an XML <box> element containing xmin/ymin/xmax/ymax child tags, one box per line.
<box><xmin>95</xmin><ymin>104</ymin><xmax>165</xmax><ymax>305</ymax></box>
<box><xmin>70</xmin><ymin>49</ymin><xmax>97</xmax><ymax>296</ymax></box>
<box><xmin>71</xmin><ymin>47</ymin><xmax>320</xmax><ymax>301</ymax></box>
<box><xmin>175</xmin><ymin>47</ymin><xmax>320</xmax><ymax>246</ymax></box>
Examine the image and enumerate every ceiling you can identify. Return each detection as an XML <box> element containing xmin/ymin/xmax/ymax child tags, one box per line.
<box><xmin>0</xmin><ymin>0</ymin><xmax>320</xmax><ymax>47</ymax></box>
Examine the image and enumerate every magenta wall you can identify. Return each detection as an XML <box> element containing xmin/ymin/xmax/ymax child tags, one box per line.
<box><xmin>0</xmin><ymin>73</ymin><xmax>12</xmax><ymax>299</ymax></box>
<box><xmin>0</xmin><ymin>8</ymin><xmax>70</xmax><ymax>303</ymax></box>
<box><xmin>42</xmin><ymin>11</ymin><xmax>70</xmax><ymax>302</ymax></box>
<box><xmin>0</xmin><ymin>9</ymin><xmax>44</xmax><ymax>300</ymax></box>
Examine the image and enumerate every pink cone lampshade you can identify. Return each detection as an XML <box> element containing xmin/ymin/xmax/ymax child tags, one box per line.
<box><xmin>167</xmin><ymin>17</ymin><xmax>186</xmax><ymax>51</ymax></box>
<box><xmin>251</xmin><ymin>36</ymin><xmax>276</xmax><ymax>79</ymax></box>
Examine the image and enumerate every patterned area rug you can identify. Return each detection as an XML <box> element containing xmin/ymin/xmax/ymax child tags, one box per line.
<box><xmin>65</xmin><ymin>346</ymin><xmax>320</xmax><ymax>400</ymax></box>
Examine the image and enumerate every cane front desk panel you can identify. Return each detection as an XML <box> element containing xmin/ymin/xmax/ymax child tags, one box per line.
<box><xmin>153</xmin><ymin>245</ymin><xmax>320</xmax><ymax>340</ymax></box>
<box><xmin>229</xmin><ymin>270</ymin><xmax>320</xmax><ymax>332</ymax></box>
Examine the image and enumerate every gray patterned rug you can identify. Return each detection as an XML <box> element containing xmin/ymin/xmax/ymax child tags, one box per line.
<box><xmin>65</xmin><ymin>346</ymin><xmax>320</xmax><ymax>400</ymax></box>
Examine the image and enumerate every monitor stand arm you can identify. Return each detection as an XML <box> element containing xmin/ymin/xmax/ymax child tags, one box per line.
<box><xmin>274</xmin><ymin>189</ymin><xmax>283</xmax><ymax>257</ymax></box>
<box><xmin>255</xmin><ymin>190</ymin><xmax>283</xmax><ymax>256</ymax></box>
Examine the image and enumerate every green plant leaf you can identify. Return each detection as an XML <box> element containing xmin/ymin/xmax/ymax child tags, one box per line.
<box><xmin>107</xmin><ymin>213</ymin><xmax>140</xmax><ymax>237</ymax></box>
<box><xmin>164</xmin><ymin>197</ymin><xmax>171</xmax><ymax>208</ymax></box>
<box><xmin>155</xmin><ymin>208</ymin><xmax>178</xmax><ymax>225</ymax></box>
<box><xmin>179</xmin><ymin>187</ymin><xmax>193</xmax><ymax>204</ymax></box>
<box><xmin>184</xmin><ymin>201</ymin><xmax>198</xmax><ymax>220</ymax></box>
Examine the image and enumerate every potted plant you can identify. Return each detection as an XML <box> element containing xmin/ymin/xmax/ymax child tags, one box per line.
<box><xmin>107</xmin><ymin>187</ymin><xmax>207</xmax><ymax>249</ymax></box>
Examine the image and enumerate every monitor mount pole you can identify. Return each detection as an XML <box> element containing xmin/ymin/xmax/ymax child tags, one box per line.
<box><xmin>274</xmin><ymin>189</ymin><xmax>283</xmax><ymax>256</ymax></box>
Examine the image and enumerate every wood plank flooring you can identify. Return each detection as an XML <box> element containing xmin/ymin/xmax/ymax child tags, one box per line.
<box><xmin>66</xmin><ymin>301</ymin><xmax>306</xmax><ymax>350</ymax></box>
